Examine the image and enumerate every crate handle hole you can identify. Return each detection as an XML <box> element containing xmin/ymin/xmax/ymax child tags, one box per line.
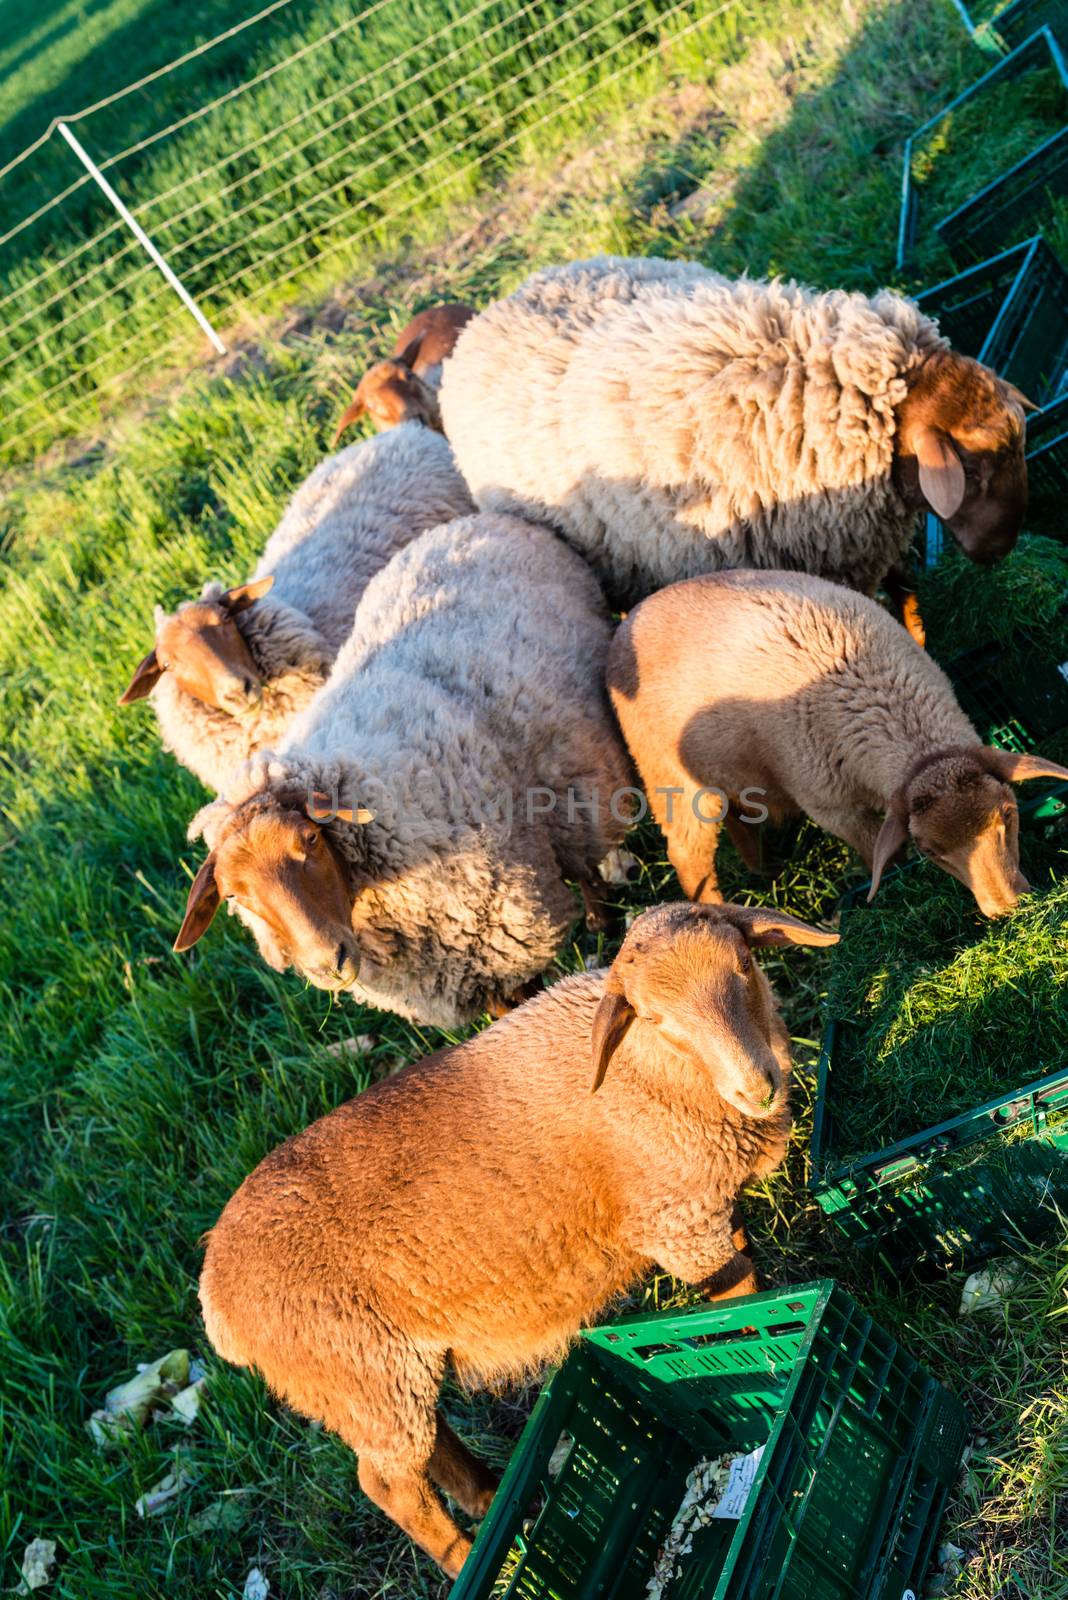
<box><xmin>684</xmin><ymin>1325</ymin><xmax>760</xmax><ymax>1349</ymax></box>
<box><xmin>764</xmin><ymin>1321</ymin><xmax>807</xmax><ymax>1338</ymax></box>
<box><xmin>632</xmin><ymin>1342</ymin><xmax>681</xmax><ymax>1360</ymax></box>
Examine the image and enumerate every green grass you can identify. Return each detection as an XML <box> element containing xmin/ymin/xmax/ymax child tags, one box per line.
<box><xmin>2</xmin><ymin>1</ymin><xmax>1067</xmax><ymax>1596</ymax></box>
<box><xmin>825</xmin><ymin>841</ymin><xmax>1068</xmax><ymax>1159</ymax></box>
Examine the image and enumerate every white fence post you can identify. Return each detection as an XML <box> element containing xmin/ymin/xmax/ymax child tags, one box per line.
<box><xmin>56</xmin><ymin>121</ymin><xmax>226</xmax><ymax>354</ymax></box>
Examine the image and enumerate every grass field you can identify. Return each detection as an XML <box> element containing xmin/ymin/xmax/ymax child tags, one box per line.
<box><xmin>1</xmin><ymin>1</ymin><xmax>1067</xmax><ymax>1596</ymax></box>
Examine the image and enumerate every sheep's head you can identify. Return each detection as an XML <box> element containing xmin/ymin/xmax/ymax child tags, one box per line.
<box><xmin>334</xmin><ymin>335</ymin><xmax>440</xmax><ymax>443</ymax></box>
<box><xmin>868</xmin><ymin>746</ymin><xmax>1068</xmax><ymax>916</ymax></box>
<box><xmin>894</xmin><ymin>350</ymin><xmax>1030</xmax><ymax>565</ymax></box>
<box><xmin>590</xmin><ymin>901</ymin><xmax>838</xmax><ymax>1115</ymax></box>
<box><xmin>174</xmin><ymin>790</ymin><xmax>374</xmax><ymax>986</ymax></box>
<box><xmin>119</xmin><ymin>577</ymin><xmax>275</xmax><ymax>713</ymax></box>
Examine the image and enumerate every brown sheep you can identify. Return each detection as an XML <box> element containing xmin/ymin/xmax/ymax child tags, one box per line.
<box><xmin>334</xmin><ymin>302</ymin><xmax>475</xmax><ymax>442</ymax></box>
<box><xmin>607</xmin><ymin>569</ymin><xmax>1068</xmax><ymax>916</ymax></box>
<box><xmin>199</xmin><ymin>900</ymin><xmax>836</xmax><ymax>1576</ymax></box>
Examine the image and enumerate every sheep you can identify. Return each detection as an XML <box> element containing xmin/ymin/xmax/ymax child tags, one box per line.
<box><xmin>119</xmin><ymin>422</ymin><xmax>474</xmax><ymax>795</ymax></box>
<box><xmin>440</xmin><ymin>254</ymin><xmax>1029</xmax><ymax>623</ymax></box>
<box><xmin>607</xmin><ymin>568</ymin><xmax>1068</xmax><ymax>917</ymax></box>
<box><xmin>172</xmin><ymin>511</ymin><xmax>635</xmax><ymax>1027</ymax></box>
<box><xmin>334</xmin><ymin>301</ymin><xmax>475</xmax><ymax>442</ymax></box>
<box><xmin>198</xmin><ymin>898</ymin><xmax>837</xmax><ymax>1576</ymax></box>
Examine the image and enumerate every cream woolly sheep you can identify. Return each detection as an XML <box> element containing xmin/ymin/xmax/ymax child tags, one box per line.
<box><xmin>119</xmin><ymin>423</ymin><xmax>473</xmax><ymax>794</ymax></box>
<box><xmin>441</xmin><ymin>254</ymin><xmax>1029</xmax><ymax>611</ymax></box>
<box><xmin>173</xmin><ymin>512</ymin><xmax>634</xmax><ymax>1027</ymax></box>
<box><xmin>198</xmin><ymin>899</ymin><xmax>837</xmax><ymax>1576</ymax></box>
<box><xmin>607</xmin><ymin>568</ymin><xmax>1068</xmax><ymax>917</ymax></box>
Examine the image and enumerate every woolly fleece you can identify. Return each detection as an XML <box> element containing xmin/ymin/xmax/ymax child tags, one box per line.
<box><xmin>153</xmin><ymin>422</ymin><xmax>473</xmax><ymax>792</ymax></box>
<box><xmin>192</xmin><ymin>513</ymin><xmax>634</xmax><ymax>1027</ymax></box>
<box><xmin>441</xmin><ymin>254</ymin><xmax>947</xmax><ymax>607</ymax></box>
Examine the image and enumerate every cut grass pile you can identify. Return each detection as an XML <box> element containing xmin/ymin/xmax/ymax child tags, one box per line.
<box><xmin>825</xmin><ymin>836</ymin><xmax>1068</xmax><ymax>1160</ymax></box>
<box><xmin>1</xmin><ymin>2</ymin><xmax>1067</xmax><ymax>1596</ymax></box>
<box><xmin>919</xmin><ymin>533</ymin><xmax>1068</xmax><ymax>661</ymax></box>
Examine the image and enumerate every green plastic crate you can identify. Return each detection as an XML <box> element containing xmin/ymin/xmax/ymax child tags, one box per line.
<box><xmin>452</xmin><ymin>1282</ymin><xmax>969</xmax><ymax>1600</ymax></box>
<box><xmin>897</xmin><ymin>28</ymin><xmax>1068</xmax><ymax>269</ymax></box>
<box><xmin>948</xmin><ymin>0</ymin><xmax>1068</xmax><ymax>50</ymax></box>
<box><xmin>915</xmin><ymin>235</ymin><xmax>1052</xmax><ymax>359</ymax></box>
<box><xmin>947</xmin><ymin>625</ymin><xmax>1068</xmax><ymax>821</ymax></box>
<box><xmin>810</xmin><ymin>888</ymin><xmax>1068</xmax><ymax>1272</ymax></box>
<box><xmin>993</xmin><ymin>0</ymin><xmax>1068</xmax><ymax>49</ymax></box>
<box><xmin>939</xmin><ymin>120</ymin><xmax>1068</xmax><ymax>262</ymax></box>
<box><xmin>1026</xmin><ymin>389</ymin><xmax>1068</xmax><ymax>520</ymax></box>
<box><xmin>812</xmin><ymin>1018</ymin><xmax>1068</xmax><ymax>1270</ymax></box>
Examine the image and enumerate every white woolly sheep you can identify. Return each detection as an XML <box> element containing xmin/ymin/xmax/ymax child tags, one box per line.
<box><xmin>173</xmin><ymin>512</ymin><xmax>635</xmax><ymax>1027</ymax></box>
<box><xmin>607</xmin><ymin>568</ymin><xmax>1068</xmax><ymax>917</ymax></box>
<box><xmin>120</xmin><ymin>423</ymin><xmax>473</xmax><ymax>794</ymax></box>
<box><xmin>440</xmin><ymin>254</ymin><xmax>1029</xmax><ymax>614</ymax></box>
<box><xmin>198</xmin><ymin>899</ymin><xmax>837</xmax><ymax>1575</ymax></box>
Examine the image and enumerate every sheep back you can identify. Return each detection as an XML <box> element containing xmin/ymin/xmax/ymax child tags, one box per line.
<box><xmin>213</xmin><ymin>513</ymin><xmax>633</xmax><ymax>1026</ymax></box>
<box><xmin>442</xmin><ymin>256</ymin><xmax>946</xmax><ymax>606</ymax></box>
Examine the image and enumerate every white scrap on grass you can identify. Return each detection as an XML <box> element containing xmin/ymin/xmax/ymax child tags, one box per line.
<box><xmin>17</xmin><ymin>1540</ymin><xmax>57</xmax><ymax>1592</ymax></box>
<box><xmin>959</xmin><ymin>1264</ymin><xmax>1022</xmax><ymax>1316</ymax></box>
<box><xmin>244</xmin><ymin>1570</ymin><xmax>270</xmax><ymax>1600</ymax></box>
<box><xmin>87</xmin><ymin>1348</ymin><xmax>194</xmax><ymax>1446</ymax></box>
<box><xmin>645</xmin><ymin>1447</ymin><xmax>764</xmax><ymax>1600</ymax></box>
<box><xmin>325</xmin><ymin>1033</ymin><xmax>377</xmax><ymax>1057</ymax></box>
<box><xmin>135</xmin><ymin>1455</ymin><xmax>196</xmax><ymax>1518</ymax></box>
<box><xmin>170</xmin><ymin>1378</ymin><xmax>206</xmax><ymax>1425</ymax></box>
<box><xmin>598</xmin><ymin>847</ymin><xmax>641</xmax><ymax>885</ymax></box>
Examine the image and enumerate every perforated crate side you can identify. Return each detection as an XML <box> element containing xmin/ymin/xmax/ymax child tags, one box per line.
<box><xmin>897</xmin><ymin>28</ymin><xmax>1068</xmax><ymax>268</ymax></box>
<box><xmin>915</xmin><ymin>236</ymin><xmax>1043</xmax><ymax>356</ymax></box>
<box><xmin>938</xmin><ymin>121</ymin><xmax>1068</xmax><ymax>261</ymax></box>
<box><xmin>997</xmin><ymin>0</ymin><xmax>1068</xmax><ymax>49</ymax></box>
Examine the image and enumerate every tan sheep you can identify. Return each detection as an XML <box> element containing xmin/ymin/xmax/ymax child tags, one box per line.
<box><xmin>607</xmin><ymin>568</ymin><xmax>1068</xmax><ymax>916</ymax></box>
<box><xmin>198</xmin><ymin>900</ymin><xmax>836</xmax><ymax>1576</ymax></box>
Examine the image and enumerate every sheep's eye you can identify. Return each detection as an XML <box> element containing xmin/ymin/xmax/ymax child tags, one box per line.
<box><xmin>302</xmin><ymin>830</ymin><xmax>319</xmax><ymax>850</ymax></box>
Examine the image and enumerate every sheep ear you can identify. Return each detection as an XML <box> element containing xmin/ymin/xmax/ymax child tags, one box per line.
<box><xmin>914</xmin><ymin>424</ymin><xmax>966</xmax><ymax>520</ymax></box>
<box><xmin>333</xmin><ymin>395</ymin><xmax>366</xmax><ymax>446</ymax></box>
<box><xmin>118</xmin><ymin>647</ymin><xmax>163</xmax><ymax>704</ymax></box>
<box><xmin>982</xmin><ymin>747</ymin><xmax>1068</xmax><ymax>784</ymax></box>
<box><xmin>590</xmin><ymin>987</ymin><xmax>635</xmax><ymax>1092</ymax></box>
<box><xmin>395</xmin><ymin>331</ymin><xmax>425</xmax><ymax>370</ymax></box>
<box><xmin>867</xmin><ymin>806</ymin><xmax>910</xmax><ymax>901</ymax></box>
<box><xmin>1004</xmin><ymin>382</ymin><xmax>1039</xmax><ymax>414</ymax></box>
<box><xmin>174</xmin><ymin>854</ymin><xmax>221</xmax><ymax>952</ymax></box>
<box><xmin>221</xmin><ymin>575</ymin><xmax>273</xmax><ymax>613</ymax></box>
<box><xmin>306</xmin><ymin>793</ymin><xmax>374</xmax><ymax>824</ymax></box>
<box><xmin>720</xmin><ymin>904</ymin><xmax>839</xmax><ymax>947</ymax></box>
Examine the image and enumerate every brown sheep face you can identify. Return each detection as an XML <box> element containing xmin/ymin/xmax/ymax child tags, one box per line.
<box><xmin>119</xmin><ymin>578</ymin><xmax>274</xmax><ymax>713</ymax></box>
<box><xmin>333</xmin><ymin>360</ymin><xmax>440</xmax><ymax>443</ymax></box>
<box><xmin>895</xmin><ymin>352</ymin><xmax>1028</xmax><ymax>565</ymax></box>
<box><xmin>174</xmin><ymin>796</ymin><xmax>373</xmax><ymax>985</ymax></box>
<box><xmin>868</xmin><ymin>747</ymin><xmax>1068</xmax><ymax>916</ymax></box>
<box><xmin>590</xmin><ymin>902</ymin><xmax>837</xmax><ymax>1115</ymax></box>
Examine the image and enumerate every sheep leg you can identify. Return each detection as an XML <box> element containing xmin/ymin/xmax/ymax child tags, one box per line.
<box><xmin>656</xmin><ymin>797</ymin><xmax>723</xmax><ymax>903</ymax></box>
<box><xmin>723</xmin><ymin>807</ymin><xmax>765</xmax><ymax>874</ymax></box>
<box><xmin>883</xmin><ymin>564</ymin><xmax>926</xmax><ymax>648</ymax></box>
<box><xmin>487</xmin><ymin>979</ymin><xmax>541</xmax><ymax>1019</ymax></box>
<box><xmin>429</xmin><ymin>1414</ymin><xmax>500</xmax><ymax>1519</ymax></box>
<box><xmin>652</xmin><ymin>1215</ymin><xmax>759</xmax><ymax>1301</ymax></box>
<box><xmin>358</xmin><ymin>1455</ymin><xmax>472</xmax><ymax>1578</ymax></box>
<box><xmin>580</xmin><ymin>877</ymin><xmax>612</xmax><ymax>933</ymax></box>
<box><xmin>730</xmin><ymin>1203</ymin><xmax>751</xmax><ymax>1257</ymax></box>
<box><xmin>805</xmin><ymin>805</ymin><xmax>884</xmax><ymax>870</ymax></box>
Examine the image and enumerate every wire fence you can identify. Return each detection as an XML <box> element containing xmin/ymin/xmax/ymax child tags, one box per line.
<box><xmin>0</xmin><ymin>0</ymin><xmax>737</xmax><ymax>470</ymax></box>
